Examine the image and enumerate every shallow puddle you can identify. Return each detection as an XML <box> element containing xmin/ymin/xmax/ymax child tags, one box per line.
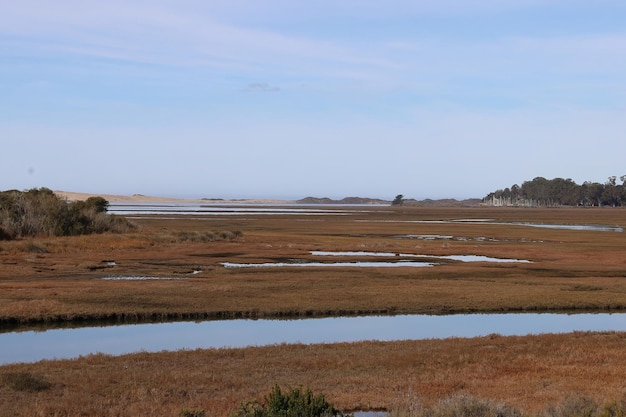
<box><xmin>311</xmin><ymin>251</ymin><xmax>530</xmax><ymax>263</ymax></box>
<box><xmin>510</xmin><ymin>222</ymin><xmax>624</xmax><ymax>232</ymax></box>
<box><xmin>222</xmin><ymin>252</ymin><xmax>531</xmax><ymax>268</ymax></box>
<box><xmin>362</xmin><ymin>219</ymin><xmax>624</xmax><ymax>232</ymax></box>
<box><xmin>222</xmin><ymin>261</ymin><xmax>436</xmax><ymax>268</ymax></box>
<box><xmin>101</xmin><ymin>276</ymin><xmax>188</xmax><ymax>281</ymax></box>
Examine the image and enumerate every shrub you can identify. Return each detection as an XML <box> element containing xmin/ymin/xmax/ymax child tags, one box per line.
<box><xmin>230</xmin><ymin>385</ymin><xmax>350</xmax><ymax>417</ymax></box>
<box><xmin>219</xmin><ymin>230</ymin><xmax>236</xmax><ymax>241</ymax></box>
<box><xmin>0</xmin><ymin>188</ymin><xmax>135</xmax><ymax>240</ymax></box>
<box><xmin>2</xmin><ymin>372</ymin><xmax>52</xmax><ymax>392</ymax></box>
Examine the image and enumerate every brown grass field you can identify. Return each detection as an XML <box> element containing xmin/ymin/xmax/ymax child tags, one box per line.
<box><xmin>1</xmin><ymin>205</ymin><xmax>626</xmax><ymax>415</ymax></box>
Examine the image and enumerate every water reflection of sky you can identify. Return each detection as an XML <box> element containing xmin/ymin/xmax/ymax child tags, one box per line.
<box><xmin>108</xmin><ymin>204</ymin><xmax>623</xmax><ymax>232</ymax></box>
<box><xmin>3</xmin><ymin>313</ymin><xmax>626</xmax><ymax>365</ymax></box>
<box><xmin>106</xmin><ymin>203</ymin><xmax>371</xmax><ymax>216</ymax></box>
<box><xmin>311</xmin><ymin>251</ymin><xmax>531</xmax><ymax>263</ymax></box>
<box><xmin>222</xmin><ymin>261</ymin><xmax>437</xmax><ymax>268</ymax></box>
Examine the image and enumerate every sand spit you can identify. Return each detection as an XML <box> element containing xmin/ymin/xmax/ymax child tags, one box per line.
<box><xmin>55</xmin><ymin>190</ymin><xmax>293</xmax><ymax>205</ymax></box>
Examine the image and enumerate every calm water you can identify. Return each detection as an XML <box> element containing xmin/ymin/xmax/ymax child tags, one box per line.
<box><xmin>2</xmin><ymin>313</ymin><xmax>626</xmax><ymax>365</ymax></box>
<box><xmin>107</xmin><ymin>204</ymin><xmax>623</xmax><ymax>232</ymax></box>
<box><xmin>221</xmin><ymin>251</ymin><xmax>530</xmax><ymax>268</ymax></box>
<box><xmin>107</xmin><ymin>203</ymin><xmax>371</xmax><ymax>216</ymax></box>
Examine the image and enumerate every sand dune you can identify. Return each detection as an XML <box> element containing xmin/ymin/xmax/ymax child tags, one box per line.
<box><xmin>55</xmin><ymin>190</ymin><xmax>291</xmax><ymax>204</ymax></box>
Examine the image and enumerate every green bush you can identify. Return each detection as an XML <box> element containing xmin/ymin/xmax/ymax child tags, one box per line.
<box><xmin>231</xmin><ymin>385</ymin><xmax>350</xmax><ymax>417</ymax></box>
<box><xmin>0</xmin><ymin>188</ymin><xmax>135</xmax><ymax>240</ymax></box>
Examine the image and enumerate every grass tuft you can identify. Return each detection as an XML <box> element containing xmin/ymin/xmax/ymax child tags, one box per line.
<box><xmin>179</xmin><ymin>408</ymin><xmax>206</xmax><ymax>417</ymax></box>
<box><xmin>2</xmin><ymin>371</ymin><xmax>52</xmax><ymax>392</ymax></box>
<box><xmin>22</xmin><ymin>241</ymin><xmax>49</xmax><ymax>253</ymax></box>
<box><xmin>175</xmin><ymin>230</ymin><xmax>242</xmax><ymax>242</ymax></box>
<box><xmin>390</xmin><ymin>395</ymin><xmax>522</xmax><ymax>417</ymax></box>
<box><xmin>390</xmin><ymin>395</ymin><xmax>626</xmax><ymax>417</ymax></box>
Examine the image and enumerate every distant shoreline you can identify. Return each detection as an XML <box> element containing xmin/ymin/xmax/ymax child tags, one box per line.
<box><xmin>55</xmin><ymin>191</ymin><xmax>293</xmax><ymax>205</ymax></box>
<box><xmin>55</xmin><ymin>190</ymin><xmax>481</xmax><ymax>207</ymax></box>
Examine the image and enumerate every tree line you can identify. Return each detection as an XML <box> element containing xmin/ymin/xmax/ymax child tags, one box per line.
<box><xmin>483</xmin><ymin>176</ymin><xmax>626</xmax><ymax>207</ymax></box>
<box><xmin>0</xmin><ymin>187</ymin><xmax>135</xmax><ymax>240</ymax></box>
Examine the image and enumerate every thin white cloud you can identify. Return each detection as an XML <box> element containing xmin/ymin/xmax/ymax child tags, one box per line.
<box><xmin>245</xmin><ymin>83</ymin><xmax>281</xmax><ymax>92</ymax></box>
<box><xmin>1</xmin><ymin>1</ymin><xmax>390</xmax><ymax>80</ymax></box>
<box><xmin>3</xmin><ymin>0</ymin><xmax>625</xmax><ymax>88</ymax></box>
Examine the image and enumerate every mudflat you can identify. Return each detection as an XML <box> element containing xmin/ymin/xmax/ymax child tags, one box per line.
<box><xmin>1</xmin><ymin>205</ymin><xmax>626</xmax><ymax>415</ymax></box>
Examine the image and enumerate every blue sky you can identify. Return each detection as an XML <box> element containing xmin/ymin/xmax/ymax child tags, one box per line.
<box><xmin>2</xmin><ymin>1</ymin><xmax>625</xmax><ymax>200</ymax></box>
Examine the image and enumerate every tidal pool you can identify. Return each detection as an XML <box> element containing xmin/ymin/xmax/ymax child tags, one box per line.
<box><xmin>510</xmin><ymin>222</ymin><xmax>624</xmax><ymax>232</ymax></box>
<box><xmin>363</xmin><ymin>219</ymin><xmax>624</xmax><ymax>232</ymax></box>
<box><xmin>222</xmin><ymin>261</ymin><xmax>436</xmax><ymax>268</ymax></box>
<box><xmin>101</xmin><ymin>276</ymin><xmax>188</xmax><ymax>281</ymax></box>
<box><xmin>2</xmin><ymin>313</ymin><xmax>626</xmax><ymax>365</ymax></box>
<box><xmin>311</xmin><ymin>251</ymin><xmax>531</xmax><ymax>263</ymax></box>
<box><xmin>222</xmin><ymin>252</ymin><xmax>530</xmax><ymax>268</ymax></box>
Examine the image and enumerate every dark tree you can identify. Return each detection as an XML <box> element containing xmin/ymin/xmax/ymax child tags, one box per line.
<box><xmin>484</xmin><ymin>175</ymin><xmax>626</xmax><ymax>207</ymax></box>
<box><xmin>391</xmin><ymin>194</ymin><xmax>404</xmax><ymax>206</ymax></box>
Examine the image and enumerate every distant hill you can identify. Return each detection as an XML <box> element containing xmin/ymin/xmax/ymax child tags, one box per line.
<box><xmin>297</xmin><ymin>196</ymin><xmax>390</xmax><ymax>205</ymax></box>
<box><xmin>297</xmin><ymin>196</ymin><xmax>481</xmax><ymax>206</ymax></box>
<box><xmin>56</xmin><ymin>190</ymin><xmax>480</xmax><ymax>207</ymax></box>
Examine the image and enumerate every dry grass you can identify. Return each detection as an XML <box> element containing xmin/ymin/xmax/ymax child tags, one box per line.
<box><xmin>1</xmin><ymin>206</ymin><xmax>626</xmax><ymax>415</ymax></box>
<box><xmin>1</xmin><ymin>207</ymin><xmax>625</xmax><ymax>324</ymax></box>
<box><xmin>2</xmin><ymin>332</ymin><xmax>626</xmax><ymax>416</ymax></box>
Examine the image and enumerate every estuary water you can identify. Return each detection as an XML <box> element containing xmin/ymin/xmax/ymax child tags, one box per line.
<box><xmin>2</xmin><ymin>313</ymin><xmax>626</xmax><ymax>365</ymax></box>
<box><xmin>107</xmin><ymin>203</ymin><xmax>623</xmax><ymax>232</ymax></box>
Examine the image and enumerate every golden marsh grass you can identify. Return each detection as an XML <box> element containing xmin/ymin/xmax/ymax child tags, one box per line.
<box><xmin>1</xmin><ymin>206</ymin><xmax>626</xmax><ymax>415</ymax></box>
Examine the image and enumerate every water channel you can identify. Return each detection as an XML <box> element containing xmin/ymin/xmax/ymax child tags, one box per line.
<box><xmin>107</xmin><ymin>204</ymin><xmax>624</xmax><ymax>232</ymax></box>
<box><xmin>3</xmin><ymin>313</ymin><xmax>626</xmax><ymax>365</ymax></box>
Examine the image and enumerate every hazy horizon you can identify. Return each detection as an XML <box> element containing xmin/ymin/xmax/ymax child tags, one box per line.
<box><xmin>2</xmin><ymin>1</ymin><xmax>625</xmax><ymax>200</ymax></box>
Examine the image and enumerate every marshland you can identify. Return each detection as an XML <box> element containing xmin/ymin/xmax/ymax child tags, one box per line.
<box><xmin>1</xmin><ymin>196</ymin><xmax>626</xmax><ymax>416</ymax></box>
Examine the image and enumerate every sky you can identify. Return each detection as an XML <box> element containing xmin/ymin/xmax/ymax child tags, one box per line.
<box><xmin>1</xmin><ymin>1</ymin><xmax>625</xmax><ymax>200</ymax></box>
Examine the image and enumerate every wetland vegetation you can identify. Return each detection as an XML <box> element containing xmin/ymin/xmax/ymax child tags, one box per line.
<box><xmin>1</xmin><ymin>192</ymin><xmax>626</xmax><ymax>416</ymax></box>
<box><xmin>0</xmin><ymin>188</ymin><xmax>135</xmax><ymax>240</ymax></box>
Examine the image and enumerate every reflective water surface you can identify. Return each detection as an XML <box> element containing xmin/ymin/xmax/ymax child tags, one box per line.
<box><xmin>222</xmin><ymin>261</ymin><xmax>437</xmax><ymax>268</ymax></box>
<box><xmin>107</xmin><ymin>203</ymin><xmax>372</xmax><ymax>216</ymax></box>
<box><xmin>2</xmin><ymin>313</ymin><xmax>626</xmax><ymax>365</ymax></box>
<box><xmin>107</xmin><ymin>204</ymin><xmax>624</xmax><ymax>232</ymax></box>
<box><xmin>222</xmin><ymin>251</ymin><xmax>530</xmax><ymax>268</ymax></box>
<box><xmin>311</xmin><ymin>251</ymin><xmax>531</xmax><ymax>263</ymax></box>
